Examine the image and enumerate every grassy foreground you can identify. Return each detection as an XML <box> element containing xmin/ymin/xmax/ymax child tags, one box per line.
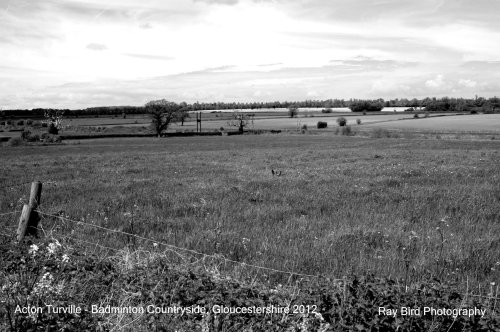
<box><xmin>1</xmin><ymin>134</ymin><xmax>500</xmax><ymax>330</ymax></box>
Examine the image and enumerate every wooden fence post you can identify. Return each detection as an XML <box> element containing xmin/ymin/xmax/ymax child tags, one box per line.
<box><xmin>17</xmin><ymin>181</ymin><xmax>42</xmax><ymax>241</ymax></box>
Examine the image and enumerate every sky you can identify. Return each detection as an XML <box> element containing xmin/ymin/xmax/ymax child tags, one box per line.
<box><xmin>1</xmin><ymin>0</ymin><xmax>500</xmax><ymax>109</ymax></box>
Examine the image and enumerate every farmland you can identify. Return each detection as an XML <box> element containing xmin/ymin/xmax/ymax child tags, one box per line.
<box><xmin>2</xmin><ymin>135</ymin><xmax>499</xmax><ymax>283</ymax></box>
<box><xmin>2</xmin><ymin>128</ymin><xmax>500</xmax><ymax>330</ymax></box>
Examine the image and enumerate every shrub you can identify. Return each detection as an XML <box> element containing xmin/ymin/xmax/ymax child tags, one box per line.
<box><xmin>322</xmin><ymin>108</ymin><xmax>332</xmax><ymax>113</ymax></box>
<box><xmin>337</xmin><ymin>117</ymin><xmax>347</xmax><ymax>127</ymax></box>
<box><xmin>471</xmin><ymin>110</ymin><xmax>478</xmax><ymax>114</ymax></box>
<box><xmin>21</xmin><ymin>130</ymin><xmax>31</xmax><ymax>141</ymax></box>
<box><xmin>340</xmin><ymin>125</ymin><xmax>353</xmax><ymax>136</ymax></box>
<box><xmin>356</xmin><ymin>119</ymin><xmax>362</xmax><ymax>125</ymax></box>
<box><xmin>48</xmin><ymin>123</ymin><xmax>59</xmax><ymax>135</ymax></box>
<box><xmin>28</xmin><ymin>134</ymin><xmax>41</xmax><ymax>142</ymax></box>
<box><xmin>32</xmin><ymin>121</ymin><xmax>42</xmax><ymax>128</ymax></box>
<box><xmin>6</xmin><ymin>137</ymin><xmax>23</xmax><ymax>146</ymax></box>
<box><xmin>41</xmin><ymin>133</ymin><xmax>61</xmax><ymax>143</ymax></box>
<box><xmin>413</xmin><ymin>114</ymin><xmax>419</xmax><ymax>119</ymax></box>
<box><xmin>6</xmin><ymin>120</ymin><xmax>12</xmax><ymax>125</ymax></box>
<box><xmin>16</xmin><ymin>120</ymin><xmax>24</xmax><ymax>126</ymax></box>
<box><xmin>288</xmin><ymin>106</ymin><xmax>298</xmax><ymax>118</ymax></box>
<box><xmin>0</xmin><ymin>121</ymin><xmax>4</xmax><ymax>126</ymax></box>
<box><xmin>41</xmin><ymin>122</ymin><xmax>48</xmax><ymax>128</ymax></box>
<box><xmin>26</xmin><ymin>119</ymin><xmax>33</xmax><ymax>126</ymax></box>
<box><xmin>349</xmin><ymin>100</ymin><xmax>384</xmax><ymax>112</ymax></box>
<box><xmin>371</xmin><ymin>128</ymin><xmax>392</xmax><ymax>138</ymax></box>
<box><xmin>317</xmin><ymin>121</ymin><xmax>328</xmax><ymax>129</ymax></box>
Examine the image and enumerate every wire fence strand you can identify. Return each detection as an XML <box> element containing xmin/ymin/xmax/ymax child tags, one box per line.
<box><xmin>0</xmin><ymin>210</ymin><xmax>19</xmax><ymax>217</ymax></box>
<box><xmin>37</xmin><ymin>209</ymin><xmax>324</xmax><ymax>279</ymax></box>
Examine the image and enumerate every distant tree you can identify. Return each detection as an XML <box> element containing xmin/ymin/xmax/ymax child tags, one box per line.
<box><xmin>349</xmin><ymin>101</ymin><xmax>383</xmax><ymax>113</ymax></box>
<box><xmin>43</xmin><ymin>109</ymin><xmax>65</xmax><ymax>134</ymax></box>
<box><xmin>288</xmin><ymin>106</ymin><xmax>299</xmax><ymax>118</ymax></box>
<box><xmin>145</xmin><ymin>99</ymin><xmax>181</xmax><ymax>137</ymax></box>
<box><xmin>177</xmin><ymin>102</ymin><xmax>191</xmax><ymax>126</ymax></box>
<box><xmin>337</xmin><ymin>117</ymin><xmax>347</xmax><ymax>127</ymax></box>
<box><xmin>227</xmin><ymin>111</ymin><xmax>250</xmax><ymax>133</ymax></box>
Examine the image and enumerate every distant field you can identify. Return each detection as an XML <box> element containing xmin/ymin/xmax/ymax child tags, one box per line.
<box><xmin>1</xmin><ymin>135</ymin><xmax>499</xmax><ymax>287</ymax></box>
<box><xmin>363</xmin><ymin>114</ymin><xmax>500</xmax><ymax>132</ymax></box>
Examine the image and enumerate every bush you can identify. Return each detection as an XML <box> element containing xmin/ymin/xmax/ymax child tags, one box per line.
<box><xmin>371</xmin><ymin>128</ymin><xmax>398</xmax><ymax>138</ymax></box>
<box><xmin>6</xmin><ymin>137</ymin><xmax>23</xmax><ymax>146</ymax></box>
<box><xmin>337</xmin><ymin>117</ymin><xmax>347</xmax><ymax>127</ymax></box>
<box><xmin>340</xmin><ymin>125</ymin><xmax>353</xmax><ymax>136</ymax></box>
<box><xmin>471</xmin><ymin>110</ymin><xmax>478</xmax><ymax>114</ymax></box>
<box><xmin>413</xmin><ymin>114</ymin><xmax>419</xmax><ymax>119</ymax></box>
<box><xmin>0</xmin><ymin>121</ymin><xmax>4</xmax><ymax>126</ymax></box>
<box><xmin>317</xmin><ymin>121</ymin><xmax>328</xmax><ymax>129</ymax></box>
<box><xmin>41</xmin><ymin>122</ymin><xmax>48</xmax><ymax>128</ymax></box>
<box><xmin>16</xmin><ymin>120</ymin><xmax>24</xmax><ymax>126</ymax></box>
<box><xmin>40</xmin><ymin>133</ymin><xmax>61</xmax><ymax>143</ymax></box>
<box><xmin>6</xmin><ymin>120</ymin><xmax>12</xmax><ymax>125</ymax></box>
<box><xmin>288</xmin><ymin>107</ymin><xmax>298</xmax><ymax>118</ymax></box>
<box><xmin>322</xmin><ymin>108</ymin><xmax>332</xmax><ymax>113</ymax></box>
<box><xmin>349</xmin><ymin>101</ymin><xmax>384</xmax><ymax>112</ymax></box>
<box><xmin>48</xmin><ymin>123</ymin><xmax>59</xmax><ymax>135</ymax></box>
<box><xmin>356</xmin><ymin>119</ymin><xmax>362</xmax><ymax>125</ymax></box>
<box><xmin>28</xmin><ymin>134</ymin><xmax>41</xmax><ymax>142</ymax></box>
<box><xmin>26</xmin><ymin>119</ymin><xmax>33</xmax><ymax>126</ymax></box>
<box><xmin>21</xmin><ymin>130</ymin><xmax>31</xmax><ymax>141</ymax></box>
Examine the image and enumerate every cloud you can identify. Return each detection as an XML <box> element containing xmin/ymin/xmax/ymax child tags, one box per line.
<box><xmin>193</xmin><ymin>0</ymin><xmax>239</xmax><ymax>5</ymax></box>
<box><xmin>86</xmin><ymin>43</ymin><xmax>107</xmax><ymax>51</ymax></box>
<box><xmin>123</xmin><ymin>53</ymin><xmax>174</xmax><ymax>60</ymax></box>
<box><xmin>425</xmin><ymin>75</ymin><xmax>445</xmax><ymax>88</ymax></box>
<box><xmin>458</xmin><ymin>79</ymin><xmax>477</xmax><ymax>88</ymax></box>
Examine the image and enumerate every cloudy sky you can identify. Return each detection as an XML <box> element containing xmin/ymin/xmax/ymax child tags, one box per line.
<box><xmin>1</xmin><ymin>0</ymin><xmax>500</xmax><ymax>109</ymax></box>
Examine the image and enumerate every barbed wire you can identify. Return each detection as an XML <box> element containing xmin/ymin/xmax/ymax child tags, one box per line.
<box><xmin>0</xmin><ymin>210</ymin><xmax>19</xmax><ymax>217</ymax></box>
<box><xmin>0</xmin><ymin>180</ymin><xmax>60</xmax><ymax>191</ymax></box>
<box><xmin>37</xmin><ymin>209</ymin><xmax>325</xmax><ymax>280</ymax></box>
<box><xmin>0</xmin><ymin>180</ymin><xmax>33</xmax><ymax>189</ymax></box>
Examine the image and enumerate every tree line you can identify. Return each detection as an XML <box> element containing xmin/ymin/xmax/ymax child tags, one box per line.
<box><xmin>1</xmin><ymin>96</ymin><xmax>499</xmax><ymax>118</ymax></box>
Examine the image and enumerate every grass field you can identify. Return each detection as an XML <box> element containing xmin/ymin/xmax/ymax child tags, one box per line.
<box><xmin>363</xmin><ymin>114</ymin><xmax>500</xmax><ymax>132</ymax></box>
<box><xmin>1</xmin><ymin>135</ymin><xmax>499</xmax><ymax>286</ymax></box>
<box><xmin>2</xmin><ymin>134</ymin><xmax>500</xmax><ymax>330</ymax></box>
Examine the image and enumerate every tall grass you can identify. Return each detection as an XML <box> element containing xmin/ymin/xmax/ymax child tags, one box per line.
<box><xmin>1</xmin><ymin>135</ymin><xmax>499</xmax><ymax>287</ymax></box>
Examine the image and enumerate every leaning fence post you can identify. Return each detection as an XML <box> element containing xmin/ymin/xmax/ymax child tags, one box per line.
<box><xmin>17</xmin><ymin>181</ymin><xmax>42</xmax><ymax>241</ymax></box>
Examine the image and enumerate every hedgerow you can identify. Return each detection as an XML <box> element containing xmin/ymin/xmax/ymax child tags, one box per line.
<box><xmin>1</xmin><ymin>238</ymin><xmax>499</xmax><ymax>331</ymax></box>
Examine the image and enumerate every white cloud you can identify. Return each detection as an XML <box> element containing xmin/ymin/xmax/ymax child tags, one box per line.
<box><xmin>458</xmin><ymin>79</ymin><xmax>477</xmax><ymax>88</ymax></box>
<box><xmin>425</xmin><ymin>75</ymin><xmax>445</xmax><ymax>88</ymax></box>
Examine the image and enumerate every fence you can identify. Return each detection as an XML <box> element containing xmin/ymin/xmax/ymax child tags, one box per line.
<box><xmin>8</xmin><ymin>181</ymin><xmax>323</xmax><ymax>281</ymax></box>
<box><xmin>3</xmin><ymin>181</ymin><xmax>500</xmax><ymax>302</ymax></box>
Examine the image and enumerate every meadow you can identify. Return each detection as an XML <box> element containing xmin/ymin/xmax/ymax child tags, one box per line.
<box><xmin>2</xmin><ymin>129</ymin><xmax>500</xmax><ymax>330</ymax></box>
<box><xmin>1</xmin><ymin>135</ymin><xmax>499</xmax><ymax>286</ymax></box>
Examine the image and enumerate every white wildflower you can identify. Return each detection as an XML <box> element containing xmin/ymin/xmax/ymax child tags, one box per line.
<box><xmin>28</xmin><ymin>244</ymin><xmax>39</xmax><ymax>257</ymax></box>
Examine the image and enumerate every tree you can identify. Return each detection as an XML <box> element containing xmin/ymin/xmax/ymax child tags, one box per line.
<box><xmin>227</xmin><ymin>111</ymin><xmax>250</xmax><ymax>133</ymax></box>
<box><xmin>337</xmin><ymin>117</ymin><xmax>347</xmax><ymax>127</ymax></box>
<box><xmin>145</xmin><ymin>99</ymin><xmax>181</xmax><ymax>137</ymax></box>
<box><xmin>177</xmin><ymin>102</ymin><xmax>191</xmax><ymax>126</ymax></box>
<box><xmin>43</xmin><ymin>109</ymin><xmax>65</xmax><ymax>135</ymax></box>
<box><xmin>288</xmin><ymin>106</ymin><xmax>298</xmax><ymax>118</ymax></box>
<box><xmin>349</xmin><ymin>101</ymin><xmax>383</xmax><ymax>112</ymax></box>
